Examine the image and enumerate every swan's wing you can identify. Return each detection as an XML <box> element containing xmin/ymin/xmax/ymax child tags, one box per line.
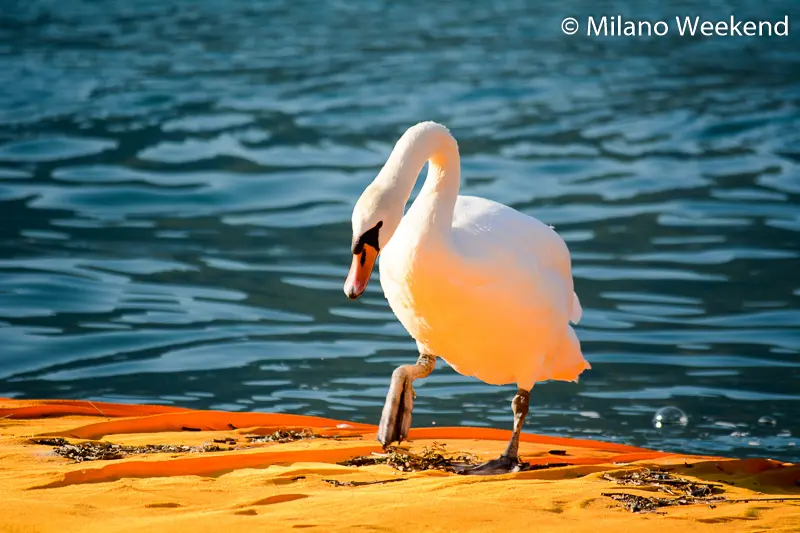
<box><xmin>571</xmin><ymin>292</ymin><xmax>583</xmax><ymax>324</ymax></box>
<box><xmin>450</xmin><ymin>195</ymin><xmax>580</xmax><ymax>324</ymax></box>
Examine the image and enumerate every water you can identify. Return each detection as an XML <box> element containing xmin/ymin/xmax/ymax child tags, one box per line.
<box><xmin>0</xmin><ymin>0</ymin><xmax>798</xmax><ymax>461</ymax></box>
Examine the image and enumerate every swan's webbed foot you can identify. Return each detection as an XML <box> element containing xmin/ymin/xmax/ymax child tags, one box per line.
<box><xmin>455</xmin><ymin>455</ymin><xmax>523</xmax><ymax>476</ymax></box>
<box><xmin>377</xmin><ymin>353</ymin><xmax>435</xmax><ymax>448</ymax></box>
<box><xmin>377</xmin><ymin>369</ymin><xmax>415</xmax><ymax>446</ymax></box>
<box><xmin>455</xmin><ymin>388</ymin><xmax>532</xmax><ymax>476</ymax></box>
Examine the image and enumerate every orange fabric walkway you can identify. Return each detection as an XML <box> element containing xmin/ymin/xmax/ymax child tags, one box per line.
<box><xmin>1</xmin><ymin>398</ymin><xmax>798</xmax><ymax>532</ymax></box>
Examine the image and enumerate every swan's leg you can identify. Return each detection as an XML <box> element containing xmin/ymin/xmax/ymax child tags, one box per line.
<box><xmin>457</xmin><ymin>388</ymin><xmax>530</xmax><ymax>475</ymax></box>
<box><xmin>377</xmin><ymin>353</ymin><xmax>436</xmax><ymax>447</ymax></box>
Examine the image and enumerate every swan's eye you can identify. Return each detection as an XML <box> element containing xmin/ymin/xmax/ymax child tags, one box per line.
<box><xmin>352</xmin><ymin>221</ymin><xmax>383</xmax><ymax>254</ymax></box>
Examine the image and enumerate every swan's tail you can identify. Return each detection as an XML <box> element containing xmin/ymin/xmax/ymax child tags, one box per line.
<box><xmin>552</xmin><ymin>326</ymin><xmax>591</xmax><ymax>383</ymax></box>
<box><xmin>570</xmin><ymin>292</ymin><xmax>582</xmax><ymax>324</ymax></box>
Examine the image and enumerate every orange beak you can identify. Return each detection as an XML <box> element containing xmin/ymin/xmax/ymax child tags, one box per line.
<box><xmin>344</xmin><ymin>245</ymin><xmax>378</xmax><ymax>300</ymax></box>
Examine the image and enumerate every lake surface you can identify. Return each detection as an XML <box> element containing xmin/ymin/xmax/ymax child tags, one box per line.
<box><xmin>0</xmin><ymin>0</ymin><xmax>798</xmax><ymax>461</ymax></box>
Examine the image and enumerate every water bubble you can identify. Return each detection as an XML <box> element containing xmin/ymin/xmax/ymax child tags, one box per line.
<box><xmin>731</xmin><ymin>431</ymin><xmax>750</xmax><ymax>438</ymax></box>
<box><xmin>757</xmin><ymin>415</ymin><xmax>777</xmax><ymax>427</ymax></box>
<box><xmin>778</xmin><ymin>430</ymin><xmax>792</xmax><ymax>437</ymax></box>
<box><xmin>652</xmin><ymin>407</ymin><xmax>688</xmax><ymax>429</ymax></box>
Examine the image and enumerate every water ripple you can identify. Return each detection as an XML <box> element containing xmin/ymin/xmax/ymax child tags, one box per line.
<box><xmin>0</xmin><ymin>0</ymin><xmax>798</xmax><ymax>461</ymax></box>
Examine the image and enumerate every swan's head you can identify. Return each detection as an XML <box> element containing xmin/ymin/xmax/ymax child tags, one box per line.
<box><xmin>344</xmin><ymin>181</ymin><xmax>404</xmax><ymax>300</ymax></box>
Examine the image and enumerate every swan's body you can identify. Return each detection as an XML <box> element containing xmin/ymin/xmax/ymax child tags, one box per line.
<box><xmin>344</xmin><ymin>121</ymin><xmax>590</xmax><ymax>473</ymax></box>
<box><xmin>381</xmin><ymin>193</ymin><xmax>587</xmax><ymax>390</ymax></box>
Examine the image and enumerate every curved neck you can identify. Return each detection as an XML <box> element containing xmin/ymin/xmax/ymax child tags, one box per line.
<box><xmin>378</xmin><ymin>122</ymin><xmax>461</xmax><ymax>233</ymax></box>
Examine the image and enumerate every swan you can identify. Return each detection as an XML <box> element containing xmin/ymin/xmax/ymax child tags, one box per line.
<box><xmin>343</xmin><ymin>121</ymin><xmax>590</xmax><ymax>475</ymax></box>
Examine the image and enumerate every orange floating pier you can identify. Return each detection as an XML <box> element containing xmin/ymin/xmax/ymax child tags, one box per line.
<box><xmin>1</xmin><ymin>398</ymin><xmax>798</xmax><ymax>532</ymax></box>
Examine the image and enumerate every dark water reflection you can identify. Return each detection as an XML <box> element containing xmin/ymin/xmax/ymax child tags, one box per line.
<box><xmin>0</xmin><ymin>0</ymin><xmax>798</xmax><ymax>461</ymax></box>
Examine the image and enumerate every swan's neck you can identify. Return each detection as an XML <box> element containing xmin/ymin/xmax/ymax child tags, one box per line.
<box><xmin>380</xmin><ymin>122</ymin><xmax>461</xmax><ymax>234</ymax></box>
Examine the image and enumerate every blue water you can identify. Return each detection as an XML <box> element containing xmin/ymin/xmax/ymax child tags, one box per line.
<box><xmin>0</xmin><ymin>0</ymin><xmax>798</xmax><ymax>461</ymax></box>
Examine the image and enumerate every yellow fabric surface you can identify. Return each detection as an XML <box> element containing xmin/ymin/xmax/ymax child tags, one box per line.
<box><xmin>1</xmin><ymin>398</ymin><xmax>798</xmax><ymax>532</ymax></box>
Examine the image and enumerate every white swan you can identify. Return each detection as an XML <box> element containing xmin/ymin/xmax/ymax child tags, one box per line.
<box><xmin>344</xmin><ymin>121</ymin><xmax>590</xmax><ymax>474</ymax></box>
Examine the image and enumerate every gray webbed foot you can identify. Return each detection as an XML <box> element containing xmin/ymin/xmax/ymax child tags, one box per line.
<box><xmin>377</xmin><ymin>367</ymin><xmax>415</xmax><ymax>447</ymax></box>
<box><xmin>455</xmin><ymin>388</ymin><xmax>532</xmax><ymax>475</ymax></box>
<box><xmin>455</xmin><ymin>455</ymin><xmax>524</xmax><ymax>476</ymax></box>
